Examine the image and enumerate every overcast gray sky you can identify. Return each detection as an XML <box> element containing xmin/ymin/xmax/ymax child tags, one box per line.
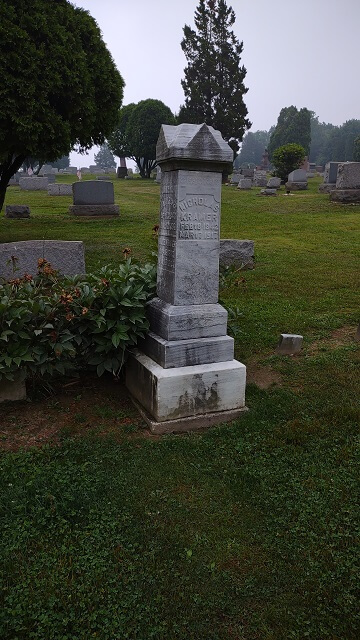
<box><xmin>70</xmin><ymin>0</ymin><xmax>360</xmax><ymax>167</ymax></box>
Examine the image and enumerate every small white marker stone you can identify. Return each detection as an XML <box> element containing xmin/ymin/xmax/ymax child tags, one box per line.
<box><xmin>276</xmin><ymin>333</ymin><xmax>303</xmax><ymax>355</ymax></box>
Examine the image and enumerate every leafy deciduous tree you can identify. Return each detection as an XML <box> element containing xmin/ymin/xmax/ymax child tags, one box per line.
<box><xmin>179</xmin><ymin>0</ymin><xmax>251</xmax><ymax>156</ymax></box>
<box><xmin>109</xmin><ymin>100</ymin><xmax>175</xmax><ymax>178</ymax></box>
<box><xmin>0</xmin><ymin>0</ymin><xmax>124</xmax><ymax>210</ymax></box>
<box><xmin>272</xmin><ymin>143</ymin><xmax>305</xmax><ymax>183</ymax></box>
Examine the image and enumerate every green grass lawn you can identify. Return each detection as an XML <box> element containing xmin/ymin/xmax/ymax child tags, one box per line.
<box><xmin>0</xmin><ymin>176</ymin><xmax>359</xmax><ymax>639</ymax></box>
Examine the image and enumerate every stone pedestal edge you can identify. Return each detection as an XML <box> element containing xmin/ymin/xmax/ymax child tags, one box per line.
<box><xmin>69</xmin><ymin>204</ymin><xmax>120</xmax><ymax>216</ymax></box>
<box><xmin>131</xmin><ymin>396</ymin><xmax>249</xmax><ymax>435</ymax></box>
<box><xmin>330</xmin><ymin>189</ymin><xmax>360</xmax><ymax>203</ymax></box>
<box><xmin>0</xmin><ymin>378</ymin><xmax>27</xmax><ymax>403</ymax></box>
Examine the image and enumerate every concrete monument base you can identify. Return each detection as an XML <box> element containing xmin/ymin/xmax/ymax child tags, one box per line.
<box><xmin>330</xmin><ymin>189</ymin><xmax>360</xmax><ymax>203</ymax></box>
<box><xmin>318</xmin><ymin>183</ymin><xmax>336</xmax><ymax>193</ymax></box>
<box><xmin>140</xmin><ymin>332</ymin><xmax>234</xmax><ymax>369</ymax></box>
<box><xmin>131</xmin><ymin>397</ymin><xmax>248</xmax><ymax>435</ymax></box>
<box><xmin>126</xmin><ymin>350</ymin><xmax>246</xmax><ymax>425</ymax></box>
<box><xmin>285</xmin><ymin>181</ymin><xmax>308</xmax><ymax>191</ymax></box>
<box><xmin>69</xmin><ymin>204</ymin><xmax>120</xmax><ymax>216</ymax></box>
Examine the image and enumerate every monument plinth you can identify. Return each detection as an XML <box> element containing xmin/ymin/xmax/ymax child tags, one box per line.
<box><xmin>126</xmin><ymin>123</ymin><xmax>247</xmax><ymax>433</ymax></box>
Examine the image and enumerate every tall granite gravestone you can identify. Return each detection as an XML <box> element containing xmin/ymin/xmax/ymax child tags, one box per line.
<box><xmin>126</xmin><ymin>123</ymin><xmax>247</xmax><ymax>433</ymax></box>
<box><xmin>69</xmin><ymin>181</ymin><xmax>119</xmax><ymax>216</ymax></box>
<box><xmin>330</xmin><ymin>162</ymin><xmax>360</xmax><ymax>203</ymax></box>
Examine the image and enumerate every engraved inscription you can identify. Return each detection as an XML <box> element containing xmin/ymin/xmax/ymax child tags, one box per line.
<box><xmin>178</xmin><ymin>194</ymin><xmax>219</xmax><ymax>240</ymax></box>
<box><xmin>158</xmin><ymin>236</ymin><xmax>176</xmax><ymax>274</ymax></box>
<box><xmin>160</xmin><ymin>186</ymin><xmax>177</xmax><ymax>235</ymax></box>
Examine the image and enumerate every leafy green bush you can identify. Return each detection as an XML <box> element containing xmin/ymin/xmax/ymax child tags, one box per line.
<box><xmin>272</xmin><ymin>142</ymin><xmax>306</xmax><ymax>182</ymax></box>
<box><xmin>0</xmin><ymin>258</ymin><xmax>156</xmax><ymax>382</ymax></box>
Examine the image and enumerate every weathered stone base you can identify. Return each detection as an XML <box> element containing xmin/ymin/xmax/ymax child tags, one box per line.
<box><xmin>69</xmin><ymin>204</ymin><xmax>120</xmax><ymax>216</ymax></box>
<box><xmin>141</xmin><ymin>332</ymin><xmax>234</xmax><ymax>368</ymax></box>
<box><xmin>131</xmin><ymin>397</ymin><xmax>249</xmax><ymax>434</ymax></box>
<box><xmin>285</xmin><ymin>181</ymin><xmax>308</xmax><ymax>191</ymax></box>
<box><xmin>147</xmin><ymin>298</ymin><xmax>227</xmax><ymax>341</ymax></box>
<box><xmin>330</xmin><ymin>189</ymin><xmax>360</xmax><ymax>203</ymax></box>
<box><xmin>0</xmin><ymin>377</ymin><xmax>27</xmax><ymax>403</ymax></box>
<box><xmin>125</xmin><ymin>349</ymin><xmax>246</xmax><ymax>423</ymax></box>
<box><xmin>5</xmin><ymin>205</ymin><xmax>30</xmax><ymax>218</ymax></box>
<box><xmin>318</xmin><ymin>183</ymin><xmax>336</xmax><ymax>194</ymax></box>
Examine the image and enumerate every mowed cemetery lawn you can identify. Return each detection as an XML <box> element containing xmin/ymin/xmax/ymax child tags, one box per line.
<box><xmin>0</xmin><ymin>176</ymin><xmax>359</xmax><ymax>639</ymax></box>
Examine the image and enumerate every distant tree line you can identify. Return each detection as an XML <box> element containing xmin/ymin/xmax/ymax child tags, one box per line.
<box><xmin>235</xmin><ymin>107</ymin><xmax>360</xmax><ymax>168</ymax></box>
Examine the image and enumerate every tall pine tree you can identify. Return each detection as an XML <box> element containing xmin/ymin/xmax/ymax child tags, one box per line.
<box><xmin>179</xmin><ymin>0</ymin><xmax>251</xmax><ymax>155</ymax></box>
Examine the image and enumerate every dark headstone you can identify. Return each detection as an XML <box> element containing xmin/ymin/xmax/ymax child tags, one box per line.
<box><xmin>5</xmin><ymin>205</ymin><xmax>30</xmax><ymax>219</ymax></box>
<box><xmin>72</xmin><ymin>180</ymin><xmax>114</xmax><ymax>205</ymax></box>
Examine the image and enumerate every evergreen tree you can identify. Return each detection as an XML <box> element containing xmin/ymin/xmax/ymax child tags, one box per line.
<box><xmin>179</xmin><ymin>0</ymin><xmax>251</xmax><ymax>156</ymax></box>
<box><xmin>50</xmin><ymin>155</ymin><xmax>70</xmax><ymax>170</ymax></box>
<box><xmin>94</xmin><ymin>143</ymin><xmax>116</xmax><ymax>170</ymax></box>
<box><xmin>268</xmin><ymin>106</ymin><xmax>311</xmax><ymax>159</ymax></box>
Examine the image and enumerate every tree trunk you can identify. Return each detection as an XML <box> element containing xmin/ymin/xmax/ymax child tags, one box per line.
<box><xmin>0</xmin><ymin>154</ymin><xmax>26</xmax><ymax>212</ymax></box>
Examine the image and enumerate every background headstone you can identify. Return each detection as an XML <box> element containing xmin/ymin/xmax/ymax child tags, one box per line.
<box><xmin>0</xmin><ymin>240</ymin><xmax>85</xmax><ymax>280</ymax></box>
<box><xmin>230</xmin><ymin>171</ymin><xmax>241</xmax><ymax>185</ymax></box>
<box><xmin>69</xmin><ymin>180</ymin><xmax>119</xmax><ymax>216</ymax></box>
<box><xmin>286</xmin><ymin>168</ymin><xmax>308</xmax><ymax>191</ymax></box>
<box><xmin>267</xmin><ymin>177</ymin><xmax>281</xmax><ymax>189</ymax></box>
<box><xmin>319</xmin><ymin>161</ymin><xmax>341</xmax><ymax>193</ymax></box>
<box><xmin>237</xmin><ymin>178</ymin><xmax>252</xmax><ymax>189</ymax></box>
<box><xmin>253</xmin><ymin>170</ymin><xmax>267</xmax><ymax>187</ymax></box>
<box><xmin>19</xmin><ymin>177</ymin><xmax>49</xmax><ymax>191</ymax></box>
<box><xmin>288</xmin><ymin>169</ymin><xmax>307</xmax><ymax>182</ymax></box>
<box><xmin>5</xmin><ymin>205</ymin><xmax>30</xmax><ymax>219</ymax></box>
<box><xmin>219</xmin><ymin>239</ymin><xmax>254</xmax><ymax>269</ymax></box>
<box><xmin>48</xmin><ymin>183</ymin><xmax>73</xmax><ymax>196</ymax></box>
<box><xmin>330</xmin><ymin>162</ymin><xmax>360</xmax><ymax>203</ymax></box>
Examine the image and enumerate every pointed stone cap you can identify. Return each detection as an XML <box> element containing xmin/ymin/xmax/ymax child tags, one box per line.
<box><xmin>156</xmin><ymin>123</ymin><xmax>233</xmax><ymax>165</ymax></box>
